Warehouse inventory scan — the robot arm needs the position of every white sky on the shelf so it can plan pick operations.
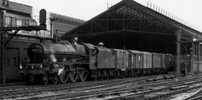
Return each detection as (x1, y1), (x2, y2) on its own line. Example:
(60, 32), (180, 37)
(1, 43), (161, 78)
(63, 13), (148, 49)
(10, 0), (202, 32)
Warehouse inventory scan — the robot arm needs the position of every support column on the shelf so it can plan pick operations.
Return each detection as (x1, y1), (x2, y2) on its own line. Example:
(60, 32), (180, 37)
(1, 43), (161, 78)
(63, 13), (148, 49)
(190, 42), (194, 74)
(176, 30), (182, 76)
(0, 10), (6, 84)
(197, 42), (200, 73)
(0, 32), (3, 84)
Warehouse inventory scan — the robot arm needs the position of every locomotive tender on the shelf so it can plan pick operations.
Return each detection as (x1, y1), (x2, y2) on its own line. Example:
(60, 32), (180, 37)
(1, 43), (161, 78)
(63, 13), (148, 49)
(21, 40), (175, 84)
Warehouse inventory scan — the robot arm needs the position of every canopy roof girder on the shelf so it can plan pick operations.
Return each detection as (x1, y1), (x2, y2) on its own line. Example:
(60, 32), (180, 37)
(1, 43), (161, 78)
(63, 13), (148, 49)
(62, 0), (202, 54)
(62, 0), (202, 40)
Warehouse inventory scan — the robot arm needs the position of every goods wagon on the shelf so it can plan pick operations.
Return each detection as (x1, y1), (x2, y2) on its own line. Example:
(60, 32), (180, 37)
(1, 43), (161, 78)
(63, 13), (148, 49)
(128, 50), (144, 76)
(152, 53), (163, 74)
(142, 52), (153, 75)
(114, 49), (129, 71)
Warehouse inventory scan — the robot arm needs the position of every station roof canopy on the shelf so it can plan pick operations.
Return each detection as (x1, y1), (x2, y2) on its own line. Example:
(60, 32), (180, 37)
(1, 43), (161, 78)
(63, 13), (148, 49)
(62, 0), (202, 53)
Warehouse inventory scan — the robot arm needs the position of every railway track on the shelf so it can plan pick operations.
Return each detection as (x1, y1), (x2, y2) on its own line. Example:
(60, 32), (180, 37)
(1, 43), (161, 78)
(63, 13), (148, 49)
(0, 74), (173, 99)
(140, 81), (202, 100)
(67, 74), (202, 100)
(3, 74), (201, 100)
(44, 74), (202, 100)
(188, 94), (202, 100)
(181, 87), (202, 100)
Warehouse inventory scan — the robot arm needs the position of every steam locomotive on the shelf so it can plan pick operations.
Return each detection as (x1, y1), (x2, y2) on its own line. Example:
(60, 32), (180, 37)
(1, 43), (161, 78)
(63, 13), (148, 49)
(21, 40), (175, 84)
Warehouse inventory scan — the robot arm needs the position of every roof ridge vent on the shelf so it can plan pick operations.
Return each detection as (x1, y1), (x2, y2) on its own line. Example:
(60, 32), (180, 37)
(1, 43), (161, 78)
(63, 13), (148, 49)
(123, 0), (133, 2)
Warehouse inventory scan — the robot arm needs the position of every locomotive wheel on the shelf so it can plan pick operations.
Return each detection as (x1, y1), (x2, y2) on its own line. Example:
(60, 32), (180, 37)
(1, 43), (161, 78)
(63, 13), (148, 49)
(42, 75), (48, 85)
(103, 70), (108, 79)
(109, 70), (114, 78)
(27, 74), (35, 84)
(50, 74), (59, 84)
(106, 70), (110, 79)
(59, 70), (68, 84)
(79, 70), (88, 82)
(97, 71), (102, 80)
(90, 70), (98, 81)
(116, 70), (121, 78)
(69, 71), (78, 82)
(53, 76), (59, 84)
(112, 71), (117, 78)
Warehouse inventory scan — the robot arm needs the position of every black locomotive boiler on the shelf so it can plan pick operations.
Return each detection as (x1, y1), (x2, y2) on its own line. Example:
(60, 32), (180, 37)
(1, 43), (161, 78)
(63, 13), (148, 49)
(21, 40), (175, 84)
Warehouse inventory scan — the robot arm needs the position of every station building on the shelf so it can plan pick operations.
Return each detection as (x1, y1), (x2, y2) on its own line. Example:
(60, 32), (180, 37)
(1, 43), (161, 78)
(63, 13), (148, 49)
(49, 13), (84, 38)
(0, 0), (39, 84)
(0, 0), (84, 84)
(62, 0), (202, 75)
